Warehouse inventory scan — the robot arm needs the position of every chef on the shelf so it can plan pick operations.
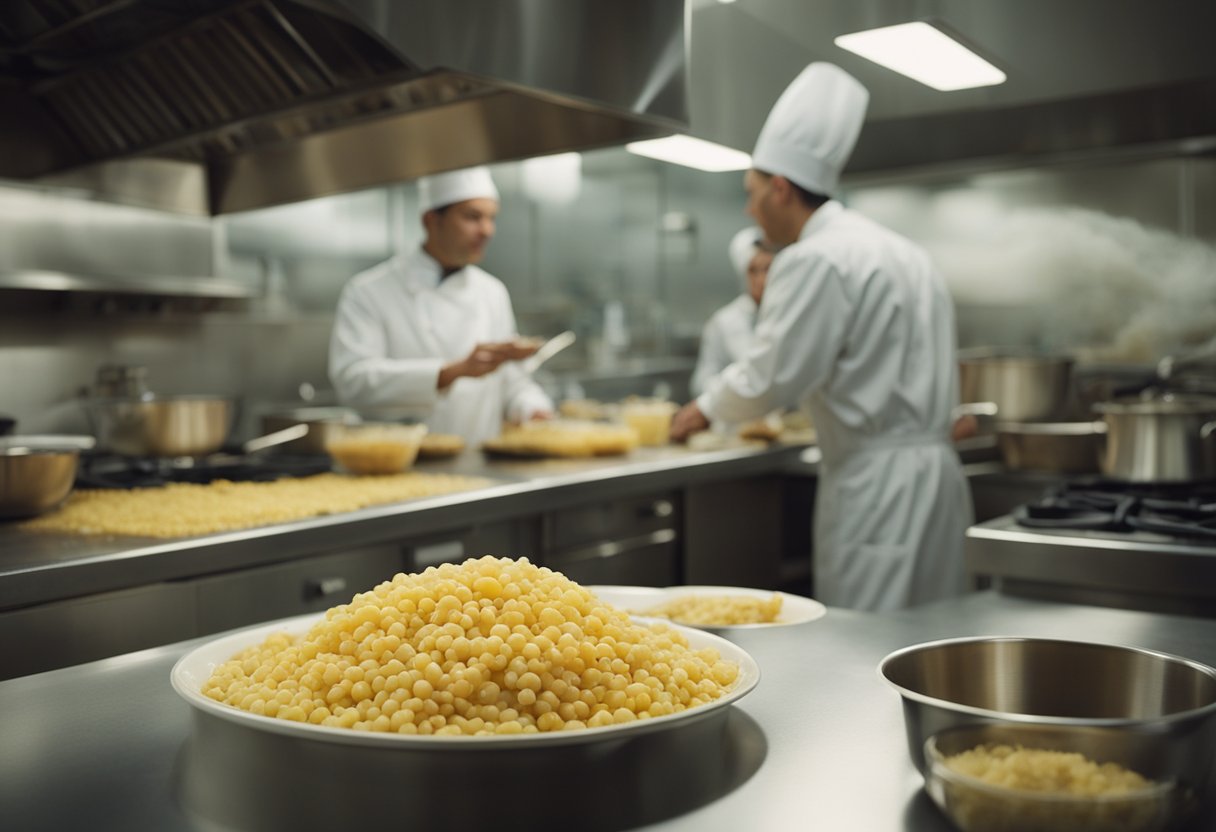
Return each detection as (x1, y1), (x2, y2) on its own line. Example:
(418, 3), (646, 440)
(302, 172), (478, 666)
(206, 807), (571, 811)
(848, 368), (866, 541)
(689, 226), (772, 397)
(329, 166), (553, 445)
(670, 63), (973, 611)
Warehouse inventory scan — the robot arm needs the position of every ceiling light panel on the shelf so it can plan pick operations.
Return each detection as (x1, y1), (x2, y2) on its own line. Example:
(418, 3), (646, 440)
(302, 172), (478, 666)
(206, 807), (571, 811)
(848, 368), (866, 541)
(835, 21), (1006, 91)
(625, 135), (752, 172)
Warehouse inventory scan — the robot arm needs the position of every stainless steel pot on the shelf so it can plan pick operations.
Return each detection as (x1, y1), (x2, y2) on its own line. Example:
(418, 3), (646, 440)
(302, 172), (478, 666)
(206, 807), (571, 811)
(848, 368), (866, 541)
(959, 349), (1075, 422)
(0, 435), (95, 518)
(995, 420), (1106, 474)
(1094, 394), (1216, 483)
(260, 407), (360, 455)
(85, 396), (235, 457)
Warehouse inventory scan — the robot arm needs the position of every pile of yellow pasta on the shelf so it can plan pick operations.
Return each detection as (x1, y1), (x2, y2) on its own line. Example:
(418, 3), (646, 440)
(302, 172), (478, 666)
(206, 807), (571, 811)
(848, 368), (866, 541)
(203, 556), (740, 736)
(483, 421), (639, 458)
(641, 593), (784, 626)
(20, 472), (491, 538)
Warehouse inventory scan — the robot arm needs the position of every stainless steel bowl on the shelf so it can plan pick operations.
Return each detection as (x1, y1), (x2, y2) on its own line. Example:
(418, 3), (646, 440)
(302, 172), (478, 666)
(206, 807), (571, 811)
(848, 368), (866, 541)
(959, 349), (1076, 422)
(995, 420), (1106, 474)
(880, 636), (1216, 820)
(85, 396), (234, 457)
(0, 435), (95, 518)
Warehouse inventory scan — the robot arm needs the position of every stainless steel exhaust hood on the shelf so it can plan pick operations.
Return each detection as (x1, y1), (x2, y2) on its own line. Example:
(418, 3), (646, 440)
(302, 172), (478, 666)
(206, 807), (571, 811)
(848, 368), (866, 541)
(0, 0), (688, 215)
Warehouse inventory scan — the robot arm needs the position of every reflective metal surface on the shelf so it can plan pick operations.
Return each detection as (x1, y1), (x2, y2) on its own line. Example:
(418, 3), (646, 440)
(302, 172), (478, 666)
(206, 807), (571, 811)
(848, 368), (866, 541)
(85, 396), (236, 458)
(5, 593), (1216, 831)
(995, 420), (1104, 474)
(0, 0), (686, 214)
(1096, 395), (1216, 482)
(0, 446), (79, 518)
(959, 350), (1076, 422)
(880, 636), (1216, 805)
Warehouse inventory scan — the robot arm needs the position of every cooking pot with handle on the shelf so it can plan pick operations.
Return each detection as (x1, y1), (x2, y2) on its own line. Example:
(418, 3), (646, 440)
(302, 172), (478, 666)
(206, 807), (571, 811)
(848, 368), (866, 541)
(958, 348), (1075, 422)
(84, 395), (235, 457)
(1094, 393), (1216, 482)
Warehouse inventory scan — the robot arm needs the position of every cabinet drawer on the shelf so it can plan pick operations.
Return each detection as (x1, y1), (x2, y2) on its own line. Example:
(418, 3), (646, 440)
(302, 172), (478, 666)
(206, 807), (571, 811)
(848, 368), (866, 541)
(546, 530), (679, 587)
(195, 545), (406, 635)
(0, 582), (197, 680)
(548, 492), (679, 551)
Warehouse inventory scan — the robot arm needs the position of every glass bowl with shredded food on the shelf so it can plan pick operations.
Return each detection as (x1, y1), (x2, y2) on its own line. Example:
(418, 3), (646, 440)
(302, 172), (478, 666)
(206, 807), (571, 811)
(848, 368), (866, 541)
(924, 724), (1183, 832)
(326, 423), (428, 475)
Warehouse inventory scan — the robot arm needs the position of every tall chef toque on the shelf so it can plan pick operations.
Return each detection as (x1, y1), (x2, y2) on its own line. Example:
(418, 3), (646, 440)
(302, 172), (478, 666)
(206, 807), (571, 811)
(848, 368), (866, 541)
(418, 166), (500, 213)
(728, 226), (761, 284)
(751, 62), (870, 196)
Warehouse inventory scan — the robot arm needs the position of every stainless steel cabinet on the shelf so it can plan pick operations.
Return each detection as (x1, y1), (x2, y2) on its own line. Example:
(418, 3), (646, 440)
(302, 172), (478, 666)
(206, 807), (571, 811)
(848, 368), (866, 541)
(542, 492), (681, 587)
(0, 581), (197, 680)
(195, 545), (407, 635)
(0, 545), (408, 680)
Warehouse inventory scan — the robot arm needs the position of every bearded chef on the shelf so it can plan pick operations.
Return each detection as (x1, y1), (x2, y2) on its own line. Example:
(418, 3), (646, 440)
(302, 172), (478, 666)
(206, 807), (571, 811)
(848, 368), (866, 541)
(329, 166), (553, 445)
(670, 63), (973, 612)
(690, 226), (772, 397)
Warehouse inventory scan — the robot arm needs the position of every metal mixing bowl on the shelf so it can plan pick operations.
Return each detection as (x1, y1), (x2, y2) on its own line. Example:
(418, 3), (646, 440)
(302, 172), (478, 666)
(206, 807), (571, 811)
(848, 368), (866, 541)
(84, 396), (234, 457)
(0, 435), (95, 518)
(880, 637), (1216, 826)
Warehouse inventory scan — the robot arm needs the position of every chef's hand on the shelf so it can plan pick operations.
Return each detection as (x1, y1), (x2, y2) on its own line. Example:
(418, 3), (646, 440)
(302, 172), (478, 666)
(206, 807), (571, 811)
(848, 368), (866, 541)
(438, 342), (515, 389)
(669, 402), (709, 442)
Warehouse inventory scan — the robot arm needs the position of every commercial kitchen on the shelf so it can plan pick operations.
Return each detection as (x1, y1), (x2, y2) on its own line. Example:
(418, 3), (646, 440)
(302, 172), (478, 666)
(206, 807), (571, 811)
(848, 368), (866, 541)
(3, 2), (1216, 830)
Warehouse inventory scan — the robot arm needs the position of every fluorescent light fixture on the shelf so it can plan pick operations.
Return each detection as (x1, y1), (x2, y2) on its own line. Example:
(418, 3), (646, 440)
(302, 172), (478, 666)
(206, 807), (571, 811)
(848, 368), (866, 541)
(835, 21), (1006, 91)
(625, 135), (751, 172)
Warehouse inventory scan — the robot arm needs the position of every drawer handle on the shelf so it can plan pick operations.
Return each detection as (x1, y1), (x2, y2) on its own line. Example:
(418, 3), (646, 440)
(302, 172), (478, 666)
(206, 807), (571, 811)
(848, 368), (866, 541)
(305, 576), (348, 599)
(550, 528), (677, 565)
(641, 500), (674, 519)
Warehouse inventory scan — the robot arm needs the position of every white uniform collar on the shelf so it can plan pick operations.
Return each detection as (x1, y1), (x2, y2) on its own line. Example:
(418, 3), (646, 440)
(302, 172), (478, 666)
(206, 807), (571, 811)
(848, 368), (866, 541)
(798, 199), (844, 242)
(402, 245), (463, 291)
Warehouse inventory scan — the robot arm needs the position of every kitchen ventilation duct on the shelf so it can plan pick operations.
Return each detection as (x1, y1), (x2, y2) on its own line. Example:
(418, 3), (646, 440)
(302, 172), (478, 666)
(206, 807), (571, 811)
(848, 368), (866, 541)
(0, 0), (687, 214)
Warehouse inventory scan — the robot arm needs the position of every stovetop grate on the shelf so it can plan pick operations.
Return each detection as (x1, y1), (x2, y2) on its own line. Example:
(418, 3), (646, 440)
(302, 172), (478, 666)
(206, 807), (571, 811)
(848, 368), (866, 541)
(76, 453), (333, 489)
(1015, 481), (1216, 540)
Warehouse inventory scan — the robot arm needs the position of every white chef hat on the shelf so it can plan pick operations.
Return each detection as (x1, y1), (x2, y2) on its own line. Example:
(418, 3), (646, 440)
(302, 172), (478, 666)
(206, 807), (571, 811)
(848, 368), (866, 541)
(729, 226), (761, 284)
(752, 62), (869, 196)
(417, 166), (500, 213)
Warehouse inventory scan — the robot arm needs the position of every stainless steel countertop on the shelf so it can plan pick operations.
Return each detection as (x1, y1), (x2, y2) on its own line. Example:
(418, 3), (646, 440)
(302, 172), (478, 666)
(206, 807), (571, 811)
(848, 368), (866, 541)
(3, 591), (1214, 831)
(0, 442), (809, 611)
(967, 515), (1216, 613)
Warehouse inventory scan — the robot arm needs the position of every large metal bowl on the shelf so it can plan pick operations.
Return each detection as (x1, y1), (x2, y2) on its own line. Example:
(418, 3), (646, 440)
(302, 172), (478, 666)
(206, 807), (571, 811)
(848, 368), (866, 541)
(880, 637), (1216, 825)
(0, 435), (95, 518)
(84, 396), (234, 457)
(959, 349), (1076, 422)
(995, 420), (1105, 474)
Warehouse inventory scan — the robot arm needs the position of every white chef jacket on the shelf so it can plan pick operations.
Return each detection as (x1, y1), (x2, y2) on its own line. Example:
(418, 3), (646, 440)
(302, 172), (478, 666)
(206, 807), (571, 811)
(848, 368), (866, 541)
(328, 247), (553, 446)
(690, 294), (757, 397)
(698, 201), (972, 612)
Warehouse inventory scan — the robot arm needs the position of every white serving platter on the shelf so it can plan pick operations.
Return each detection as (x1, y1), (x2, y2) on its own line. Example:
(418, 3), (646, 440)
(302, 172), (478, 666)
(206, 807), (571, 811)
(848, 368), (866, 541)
(171, 612), (759, 750)
(588, 585), (827, 630)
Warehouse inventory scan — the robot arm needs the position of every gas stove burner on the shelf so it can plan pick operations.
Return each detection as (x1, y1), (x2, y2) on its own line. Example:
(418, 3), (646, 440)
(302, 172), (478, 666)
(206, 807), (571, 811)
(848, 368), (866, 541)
(1015, 481), (1216, 540)
(76, 453), (333, 489)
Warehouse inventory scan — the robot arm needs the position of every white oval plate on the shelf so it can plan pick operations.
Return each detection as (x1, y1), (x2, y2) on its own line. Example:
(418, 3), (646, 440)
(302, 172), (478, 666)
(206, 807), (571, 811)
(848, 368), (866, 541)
(171, 612), (759, 750)
(589, 585), (827, 630)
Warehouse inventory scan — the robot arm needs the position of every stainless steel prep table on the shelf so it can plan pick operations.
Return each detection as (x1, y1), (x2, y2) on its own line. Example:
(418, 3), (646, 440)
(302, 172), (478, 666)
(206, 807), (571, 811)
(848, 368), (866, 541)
(968, 515), (1216, 616)
(3, 591), (1214, 831)
(0, 442), (809, 612)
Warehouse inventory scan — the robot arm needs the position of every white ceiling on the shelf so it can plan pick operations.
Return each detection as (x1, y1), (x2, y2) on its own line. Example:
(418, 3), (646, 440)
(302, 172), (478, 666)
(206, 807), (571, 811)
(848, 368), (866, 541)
(687, 0), (1216, 158)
